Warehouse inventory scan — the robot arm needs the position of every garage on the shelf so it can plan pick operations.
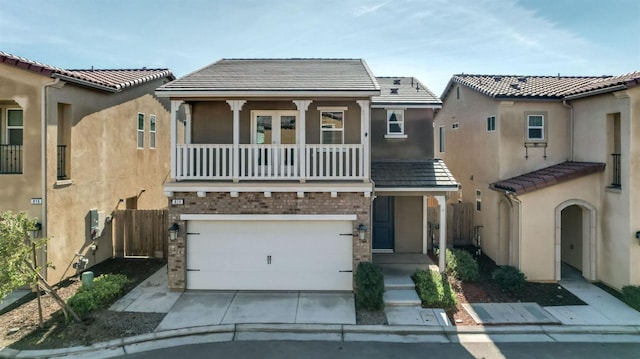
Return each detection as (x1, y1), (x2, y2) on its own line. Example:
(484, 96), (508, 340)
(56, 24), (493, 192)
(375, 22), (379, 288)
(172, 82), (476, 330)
(184, 215), (355, 290)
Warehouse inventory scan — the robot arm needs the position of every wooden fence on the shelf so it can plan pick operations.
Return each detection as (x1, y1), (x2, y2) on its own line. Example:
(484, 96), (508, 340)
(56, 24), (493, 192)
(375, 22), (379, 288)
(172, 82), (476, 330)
(447, 202), (474, 246)
(113, 209), (168, 258)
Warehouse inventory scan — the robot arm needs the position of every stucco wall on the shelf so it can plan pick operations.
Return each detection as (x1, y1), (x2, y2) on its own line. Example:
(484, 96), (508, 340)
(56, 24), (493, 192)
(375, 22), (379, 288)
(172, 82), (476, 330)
(371, 107), (434, 160)
(393, 196), (423, 253)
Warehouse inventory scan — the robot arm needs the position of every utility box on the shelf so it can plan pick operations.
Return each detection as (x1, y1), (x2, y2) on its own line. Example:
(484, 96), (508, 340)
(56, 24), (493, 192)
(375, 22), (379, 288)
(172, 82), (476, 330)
(89, 208), (105, 239)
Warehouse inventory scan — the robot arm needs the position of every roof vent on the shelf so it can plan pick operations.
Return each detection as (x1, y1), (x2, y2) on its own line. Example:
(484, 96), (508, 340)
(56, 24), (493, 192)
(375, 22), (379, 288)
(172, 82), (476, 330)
(390, 88), (399, 95)
(493, 76), (502, 82)
(510, 84), (520, 90)
(517, 76), (527, 82)
(393, 79), (401, 85)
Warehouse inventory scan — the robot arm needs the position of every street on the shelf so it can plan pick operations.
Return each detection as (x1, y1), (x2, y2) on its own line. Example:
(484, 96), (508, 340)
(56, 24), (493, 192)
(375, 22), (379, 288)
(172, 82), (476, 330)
(117, 341), (640, 359)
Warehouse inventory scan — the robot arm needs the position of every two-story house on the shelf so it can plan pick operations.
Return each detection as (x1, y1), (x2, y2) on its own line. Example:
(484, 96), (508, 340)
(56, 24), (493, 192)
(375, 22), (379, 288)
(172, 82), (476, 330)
(157, 59), (458, 292)
(0, 51), (174, 283)
(434, 72), (640, 290)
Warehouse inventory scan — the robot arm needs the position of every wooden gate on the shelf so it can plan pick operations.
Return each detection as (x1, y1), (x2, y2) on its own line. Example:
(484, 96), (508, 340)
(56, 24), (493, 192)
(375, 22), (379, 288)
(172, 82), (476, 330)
(447, 202), (474, 246)
(113, 209), (168, 258)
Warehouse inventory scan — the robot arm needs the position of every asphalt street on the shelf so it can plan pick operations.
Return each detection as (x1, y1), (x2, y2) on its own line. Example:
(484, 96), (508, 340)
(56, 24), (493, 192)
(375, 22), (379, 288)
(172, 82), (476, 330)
(116, 341), (640, 359)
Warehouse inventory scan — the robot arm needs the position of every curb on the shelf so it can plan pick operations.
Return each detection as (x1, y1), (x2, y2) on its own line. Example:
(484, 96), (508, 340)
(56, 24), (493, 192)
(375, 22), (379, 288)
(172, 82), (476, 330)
(2, 324), (640, 358)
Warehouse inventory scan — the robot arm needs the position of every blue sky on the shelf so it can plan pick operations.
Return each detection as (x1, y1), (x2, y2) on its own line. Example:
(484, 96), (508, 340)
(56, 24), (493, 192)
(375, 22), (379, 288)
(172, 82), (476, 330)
(1, 0), (638, 94)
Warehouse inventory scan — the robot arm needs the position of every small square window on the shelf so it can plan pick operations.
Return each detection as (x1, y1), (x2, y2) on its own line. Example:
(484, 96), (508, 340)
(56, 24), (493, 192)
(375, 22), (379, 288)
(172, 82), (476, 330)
(149, 115), (156, 149)
(386, 109), (405, 137)
(527, 115), (544, 140)
(487, 116), (496, 132)
(452, 122), (459, 129)
(320, 110), (344, 144)
(137, 113), (144, 149)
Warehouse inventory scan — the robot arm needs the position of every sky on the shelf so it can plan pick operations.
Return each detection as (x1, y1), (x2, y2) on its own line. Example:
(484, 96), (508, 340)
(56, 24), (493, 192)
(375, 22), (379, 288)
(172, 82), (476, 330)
(1, 0), (638, 95)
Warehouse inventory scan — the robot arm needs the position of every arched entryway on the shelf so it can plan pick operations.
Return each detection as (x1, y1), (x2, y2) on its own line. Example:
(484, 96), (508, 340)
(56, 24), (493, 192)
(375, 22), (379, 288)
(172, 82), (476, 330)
(497, 199), (511, 265)
(555, 199), (597, 281)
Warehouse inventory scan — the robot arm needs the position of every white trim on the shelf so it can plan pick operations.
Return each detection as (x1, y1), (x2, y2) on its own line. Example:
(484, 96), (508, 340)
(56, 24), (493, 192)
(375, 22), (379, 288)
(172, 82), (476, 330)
(375, 186), (458, 192)
(384, 134), (408, 139)
(164, 183), (373, 194)
(156, 90), (380, 98)
(181, 214), (358, 221)
(317, 106), (348, 111)
(149, 114), (157, 149)
(372, 249), (394, 253)
(136, 112), (145, 149)
(422, 196), (428, 254)
(371, 104), (441, 109)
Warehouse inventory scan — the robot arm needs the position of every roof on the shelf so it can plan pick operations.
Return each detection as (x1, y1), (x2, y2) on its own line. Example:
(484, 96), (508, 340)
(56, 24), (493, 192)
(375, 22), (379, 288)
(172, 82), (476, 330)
(564, 71), (640, 98)
(156, 58), (380, 97)
(0, 50), (173, 92)
(371, 160), (458, 189)
(372, 77), (441, 107)
(489, 161), (605, 195)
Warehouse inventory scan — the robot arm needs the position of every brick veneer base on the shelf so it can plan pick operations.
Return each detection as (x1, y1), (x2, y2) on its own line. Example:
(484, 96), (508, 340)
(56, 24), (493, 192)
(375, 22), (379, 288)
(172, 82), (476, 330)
(167, 191), (371, 291)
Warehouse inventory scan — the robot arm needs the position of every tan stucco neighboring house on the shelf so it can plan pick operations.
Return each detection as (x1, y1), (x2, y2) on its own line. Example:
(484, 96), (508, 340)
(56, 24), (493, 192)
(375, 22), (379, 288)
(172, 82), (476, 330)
(0, 51), (174, 283)
(434, 71), (640, 290)
(156, 59), (458, 292)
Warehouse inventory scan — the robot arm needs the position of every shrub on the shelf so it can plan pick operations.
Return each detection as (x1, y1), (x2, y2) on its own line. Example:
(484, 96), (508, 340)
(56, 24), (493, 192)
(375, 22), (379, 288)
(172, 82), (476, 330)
(622, 285), (640, 312)
(412, 269), (457, 309)
(68, 274), (130, 318)
(492, 266), (527, 293)
(355, 262), (384, 310)
(437, 248), (479, 282)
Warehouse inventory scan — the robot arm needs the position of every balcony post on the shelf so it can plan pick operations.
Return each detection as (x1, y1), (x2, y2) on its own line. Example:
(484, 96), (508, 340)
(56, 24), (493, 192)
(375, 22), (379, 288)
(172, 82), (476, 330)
(170, 100), (183, 181)
(293, 100), (312, 182)
(184, 103), (192, 144)
(435, 195), (447, 273)
(226, 100), (246, 182)
(357, 100), (370, 181)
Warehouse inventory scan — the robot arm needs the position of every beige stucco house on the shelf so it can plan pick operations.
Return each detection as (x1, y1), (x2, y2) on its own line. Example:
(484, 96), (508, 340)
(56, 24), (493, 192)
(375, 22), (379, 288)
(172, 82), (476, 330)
(157, 59), (457, 291)
(434, 71), (640, 290)
(0, 51), (174, 283)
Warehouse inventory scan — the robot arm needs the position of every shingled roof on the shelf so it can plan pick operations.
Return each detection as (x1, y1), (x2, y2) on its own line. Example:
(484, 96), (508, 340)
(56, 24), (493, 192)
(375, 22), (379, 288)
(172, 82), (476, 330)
(371, 160), (458, 189)
(489, 161), (605, 195)
(0, 50), (173, 92)
(444, 71), (640, 100)
(372, 77), (441, 107)
(156, 58), (380, 96)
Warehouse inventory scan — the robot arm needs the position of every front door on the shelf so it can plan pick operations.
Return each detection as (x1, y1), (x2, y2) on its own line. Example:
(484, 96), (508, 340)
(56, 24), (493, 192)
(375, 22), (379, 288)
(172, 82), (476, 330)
(373, 196), (394, 251)
(252, 111), (297, 173)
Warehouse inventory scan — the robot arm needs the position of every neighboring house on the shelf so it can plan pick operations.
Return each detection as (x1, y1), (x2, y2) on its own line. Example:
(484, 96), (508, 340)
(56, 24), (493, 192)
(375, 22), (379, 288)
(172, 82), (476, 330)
(156, 59), (458, 292)
(434, 71), (640, 290)
(370, 77), (458, 269)
(0, 51), (174, 283)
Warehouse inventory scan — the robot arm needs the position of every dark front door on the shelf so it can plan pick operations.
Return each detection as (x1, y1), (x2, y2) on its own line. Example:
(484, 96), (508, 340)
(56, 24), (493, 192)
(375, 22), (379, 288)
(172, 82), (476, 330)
(373, 196), (394, 250)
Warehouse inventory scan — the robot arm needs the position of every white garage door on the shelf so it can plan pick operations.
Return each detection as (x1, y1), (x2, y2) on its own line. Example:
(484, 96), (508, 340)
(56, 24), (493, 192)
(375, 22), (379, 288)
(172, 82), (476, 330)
(186, 219), (353, 290)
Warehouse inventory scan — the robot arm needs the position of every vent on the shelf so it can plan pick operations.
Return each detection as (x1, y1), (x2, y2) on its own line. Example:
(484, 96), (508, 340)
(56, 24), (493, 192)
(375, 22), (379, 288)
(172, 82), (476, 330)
(390, 88), (399, 94)
(393, 79), (401, 85)
(510, 84), (520, 90)
(493, 76), (503, 82)
(517, 76), (527, 82)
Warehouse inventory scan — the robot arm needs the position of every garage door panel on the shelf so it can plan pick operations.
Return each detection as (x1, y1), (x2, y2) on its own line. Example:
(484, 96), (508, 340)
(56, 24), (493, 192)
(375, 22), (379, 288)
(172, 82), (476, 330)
(186, 219), (353, 290)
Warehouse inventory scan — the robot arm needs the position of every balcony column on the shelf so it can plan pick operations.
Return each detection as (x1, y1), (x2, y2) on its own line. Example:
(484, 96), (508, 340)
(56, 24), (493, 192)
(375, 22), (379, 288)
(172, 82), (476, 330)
(435, 195), (447, 273)
(226, 100), (246, 182)
(356, 100), (370, 181)
(293, 100), (312, 182)
(184, 103), (192, 144)
(170, 100), (184, 180)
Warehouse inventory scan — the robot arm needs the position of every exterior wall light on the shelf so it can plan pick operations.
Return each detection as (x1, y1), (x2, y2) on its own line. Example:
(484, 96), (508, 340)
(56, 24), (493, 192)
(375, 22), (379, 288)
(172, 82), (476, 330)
(28, 222), (42, 239)
(636, 231), (640, 244)
(168, 223), (179, 241)
(357, 223), (368, 241)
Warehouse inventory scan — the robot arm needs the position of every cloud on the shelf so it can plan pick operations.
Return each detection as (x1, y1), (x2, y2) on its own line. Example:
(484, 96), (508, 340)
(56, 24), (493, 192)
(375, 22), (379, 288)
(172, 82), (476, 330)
(352, 1), (390, 16)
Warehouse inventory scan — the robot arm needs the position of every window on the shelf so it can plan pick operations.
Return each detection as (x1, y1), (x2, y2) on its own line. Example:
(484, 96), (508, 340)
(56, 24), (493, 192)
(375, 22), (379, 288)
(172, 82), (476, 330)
(320, 110), (344, 144)
(452, 122), (459, 129)
(149, 115), (156, 149)
(456, 86), (460, 100)
(527, 115), (544, 140)
(487, 116), (496, 132)
(438, 126), (445, 153)
(6, 109), (23, 145)
(137, 113), (144, 149)
(476, 190), (482, 211)
(385, 109), (406, 137)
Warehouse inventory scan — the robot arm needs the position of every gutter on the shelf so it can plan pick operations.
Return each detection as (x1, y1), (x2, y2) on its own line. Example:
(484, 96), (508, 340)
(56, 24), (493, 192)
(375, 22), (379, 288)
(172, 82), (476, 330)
(564, 84), (627, 100)
(562, 100), (574, 161)
(53, 74), (118, 93)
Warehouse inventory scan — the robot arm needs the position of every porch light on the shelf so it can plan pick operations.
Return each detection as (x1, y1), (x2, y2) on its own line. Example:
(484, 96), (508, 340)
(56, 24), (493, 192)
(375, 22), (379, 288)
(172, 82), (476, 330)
(168, 223), (179, 241)
(28, 222), (42, 239)
(357, 223), (368, 241)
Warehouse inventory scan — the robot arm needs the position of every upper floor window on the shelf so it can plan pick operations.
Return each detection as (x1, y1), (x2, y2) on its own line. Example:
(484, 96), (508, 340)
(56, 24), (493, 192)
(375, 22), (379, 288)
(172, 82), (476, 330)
(438, 126), (445, 153)
(149, 115), (156, 149)
(487, 116), (496, 132)
(385, 109), (406, 138)
(476, 190), (482, 211)
(527, 115), (544, 141)
(452, 122), (459, 129)
(319, 109), (344, 144)
(5, 109), (24, 145)
(137, 113), (144, 149)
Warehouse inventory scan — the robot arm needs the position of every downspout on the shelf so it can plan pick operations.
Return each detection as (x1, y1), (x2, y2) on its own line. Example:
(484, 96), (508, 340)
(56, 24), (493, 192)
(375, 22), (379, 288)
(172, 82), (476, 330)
(41, 78), (61, 280)
(562, 100), (574, 161)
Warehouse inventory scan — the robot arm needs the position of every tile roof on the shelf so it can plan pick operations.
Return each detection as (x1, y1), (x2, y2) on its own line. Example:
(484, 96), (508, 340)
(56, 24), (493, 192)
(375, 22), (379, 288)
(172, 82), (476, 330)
(490, 161), (605, 195)
(564, 71), (640, 97)
(0, 50), (173, 92)
(371, 160), (458, 189)
(372, 77), (441, 106)
(157, 58), (380, 93)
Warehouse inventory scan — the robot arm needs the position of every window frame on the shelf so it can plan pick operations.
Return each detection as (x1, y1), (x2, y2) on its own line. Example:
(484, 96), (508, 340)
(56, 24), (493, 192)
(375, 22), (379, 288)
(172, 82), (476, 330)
(137, 113), (145, 149)
(384, 108), (407, 138)
(476, 190), (482, 211)
(526, 114), (545, 141)
(149, 114), (156, 149)
(319, 107), (346, 145)
(438, 126), (445, 153)
(487, 116), (496, 132)
(5, 108), (24, 145)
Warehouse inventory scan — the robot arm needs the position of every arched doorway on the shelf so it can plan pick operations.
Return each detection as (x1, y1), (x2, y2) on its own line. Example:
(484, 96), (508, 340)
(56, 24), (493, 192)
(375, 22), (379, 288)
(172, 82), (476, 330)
(555, 200), (597, 281)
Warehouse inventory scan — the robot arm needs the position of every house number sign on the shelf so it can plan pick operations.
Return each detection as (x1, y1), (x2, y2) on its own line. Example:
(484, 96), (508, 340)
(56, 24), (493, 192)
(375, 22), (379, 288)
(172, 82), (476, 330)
(171, 199), (184, 205)
(30, 198), (43, 205)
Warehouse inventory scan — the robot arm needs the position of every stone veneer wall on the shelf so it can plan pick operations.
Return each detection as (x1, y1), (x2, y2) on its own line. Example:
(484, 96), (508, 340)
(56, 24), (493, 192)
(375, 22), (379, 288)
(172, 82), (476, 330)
(167, 191), (371, 291)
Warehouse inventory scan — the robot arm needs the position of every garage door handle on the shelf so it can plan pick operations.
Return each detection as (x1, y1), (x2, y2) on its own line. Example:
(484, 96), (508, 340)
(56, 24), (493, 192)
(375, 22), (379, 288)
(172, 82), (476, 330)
(187, 232), (200, 235)
(186, 269), (200, 272)
(339, 270), (353, 273)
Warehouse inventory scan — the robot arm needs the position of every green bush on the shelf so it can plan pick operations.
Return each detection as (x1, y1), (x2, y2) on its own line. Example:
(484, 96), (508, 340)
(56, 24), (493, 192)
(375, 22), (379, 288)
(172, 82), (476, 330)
(492, 266), (527, 293)
(355, 262), (384, 310)
(622, 285), (640, 312)
(68, 274), (130, 318)
(412, 269), (457, 309)
(437, 248), (478, 282)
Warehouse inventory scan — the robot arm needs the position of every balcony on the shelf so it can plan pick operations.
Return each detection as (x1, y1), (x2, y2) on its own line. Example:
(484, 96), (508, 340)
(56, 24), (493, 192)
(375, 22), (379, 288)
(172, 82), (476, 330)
(0, 144), (22, 174)
(611, 153), (621, 188)
(175, 144), (365, 181)
(57, 145), (67, 180)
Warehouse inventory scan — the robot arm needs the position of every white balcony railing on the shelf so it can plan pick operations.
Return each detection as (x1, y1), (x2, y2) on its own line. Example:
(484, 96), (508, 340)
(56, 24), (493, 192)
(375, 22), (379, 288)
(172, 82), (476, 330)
(175, 144), (365, 181)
